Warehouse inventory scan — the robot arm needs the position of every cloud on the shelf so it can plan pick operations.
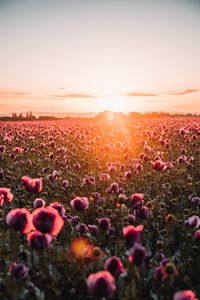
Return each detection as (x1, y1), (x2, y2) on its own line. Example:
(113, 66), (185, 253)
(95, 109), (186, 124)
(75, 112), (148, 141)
(166, 89), (199, 95)
(52, 93), (97, 99)
(124, 88), (199, 98)
(125, 92), (158, 97)
(0, 90), (29, 99)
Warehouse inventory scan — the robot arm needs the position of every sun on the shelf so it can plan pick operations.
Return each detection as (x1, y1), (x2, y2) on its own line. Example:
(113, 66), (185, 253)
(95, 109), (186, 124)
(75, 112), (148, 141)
(97, 95), (125, 112)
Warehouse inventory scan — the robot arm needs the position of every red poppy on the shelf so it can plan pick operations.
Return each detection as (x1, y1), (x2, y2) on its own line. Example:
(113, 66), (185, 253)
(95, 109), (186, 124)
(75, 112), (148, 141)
(32, 206), (64, 236)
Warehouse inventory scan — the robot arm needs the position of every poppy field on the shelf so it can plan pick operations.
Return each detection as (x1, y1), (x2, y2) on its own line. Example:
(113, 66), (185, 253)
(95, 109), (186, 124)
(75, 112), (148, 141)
(0, 117), (200, 300)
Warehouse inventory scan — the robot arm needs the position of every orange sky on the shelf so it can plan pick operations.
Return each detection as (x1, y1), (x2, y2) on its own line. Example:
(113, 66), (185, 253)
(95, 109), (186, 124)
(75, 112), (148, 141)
(0, 0), (200, 114)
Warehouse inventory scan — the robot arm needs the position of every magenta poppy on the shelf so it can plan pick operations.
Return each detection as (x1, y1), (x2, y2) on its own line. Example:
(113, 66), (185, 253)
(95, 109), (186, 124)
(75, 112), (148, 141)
(173, 290), (198, 300)
(70, 197), (89, 211)
(21, 176), (43, 193)
(131, 193), (144, 209)
(6, 208), (33, 234)
(87, 271), (116, 298)
(104, 256), (125, 277)
(0, 187), (14, 206)
(27, 231), (52, 251)
(123, 225), (144, 248)
(9, 262), (29, 280)
(32, 206), (64, 236)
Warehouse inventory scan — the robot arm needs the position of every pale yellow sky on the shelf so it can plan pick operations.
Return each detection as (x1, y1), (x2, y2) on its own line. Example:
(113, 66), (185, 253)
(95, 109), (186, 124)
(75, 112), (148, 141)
(0, 0), (200, 114)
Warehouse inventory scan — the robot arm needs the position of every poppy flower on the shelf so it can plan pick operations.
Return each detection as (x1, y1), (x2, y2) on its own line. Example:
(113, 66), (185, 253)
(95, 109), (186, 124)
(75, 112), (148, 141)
(87, 271), (116, 298)
(49, 202), (66, 217)
(91, 247), (104, 261)
(110, 182), (119, 193)
(27, 231), (52, 251)
(0, 145), (6, 153)
(32, 206), (64, 236)
(125, 170), (132, 178)
(190, 197), (200, 206)
(173, 290), (198, 300)
(88, 224), (98, 236)
(165, 214), (176, 224)
(9, 262), (29, 280)
(70, 197), (89, 211)
(123, 225), (144, 248)
(154, 258), (178, 281)
(128, 243), (149, 269)
(104, 256), (125, 277)
(33, 198), (46, 209)
(6, 208), (33, 234)
(100, 173), (111, 182)
(62, 180), (69, 189)
(128, 214), (136, 224)
(131, 193), (144, 208)
(136, 206), (150, 219)
(75, 223), (88, 234)
(185, 216), (200, 228)
(194, 230), (200, 239)
(152, 160), (167, 171)
(98, 218), (111, 230)
(21, 176), (43, 193)
(0, 187), (14, 206)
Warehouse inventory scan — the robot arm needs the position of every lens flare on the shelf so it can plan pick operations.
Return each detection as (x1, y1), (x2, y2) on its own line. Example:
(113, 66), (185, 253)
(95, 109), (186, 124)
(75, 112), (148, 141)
(70, 237), (93, 259)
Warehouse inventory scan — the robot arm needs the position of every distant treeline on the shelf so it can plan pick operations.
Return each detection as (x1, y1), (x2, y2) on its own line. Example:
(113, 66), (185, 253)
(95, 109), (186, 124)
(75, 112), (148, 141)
(0, 111), (199, 122)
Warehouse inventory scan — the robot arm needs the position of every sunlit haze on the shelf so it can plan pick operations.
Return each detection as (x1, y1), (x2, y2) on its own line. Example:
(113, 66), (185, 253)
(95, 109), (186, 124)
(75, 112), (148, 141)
(0, 0), (200, 114)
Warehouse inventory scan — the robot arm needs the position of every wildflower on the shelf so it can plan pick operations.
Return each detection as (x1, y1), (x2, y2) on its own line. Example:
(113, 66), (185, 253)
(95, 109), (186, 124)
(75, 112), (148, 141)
(87, 271), (116, 298)
(123, 225), (144, 248)
(0, 187), (14, 206)
(13, 147), (23, 154)
(177, 155), (187, 164)
(33, 198), (46, 209)
(9, 262), (29, 280)
(194, 230), (200, 239)
(21, 176), (43, 193)
(152, 160), (167, 171)
(27, 231), (52, 251)
(98, 218), (111, 230)
(0, 145), (6, 153)
(173, 290), (198, 300)
(154, 258), (178, 281)
(128, 214), (136, 224)
(62, 179), (69, 189)
(91, 247), (104, 261)
(109, 182), (119, 193)
(165, 214), (176, 224)
(70, 197), (89, 211)
(88, 224), (98, 236)
(75, 223), (88, 234)
(32, 206), (64, 236)
(100, 173), (111, 182)
(49, 202), (65, 217)
(125, 170), (132, 178)
(131, 193), (144, 209)
(74, 163), (81, 170)
(190, 197), (200, 206)
(104, 256), (125, 277)
(185, 215), (200, 228)
(136, 206), (150, 219)
(71, 215), (80, 225)
(6, 208), (33, 233)
(128, 243), (149, 268)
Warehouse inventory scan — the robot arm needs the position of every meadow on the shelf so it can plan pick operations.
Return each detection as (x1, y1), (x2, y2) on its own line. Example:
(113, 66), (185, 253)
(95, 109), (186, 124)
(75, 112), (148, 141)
(0, 117), (200, 300)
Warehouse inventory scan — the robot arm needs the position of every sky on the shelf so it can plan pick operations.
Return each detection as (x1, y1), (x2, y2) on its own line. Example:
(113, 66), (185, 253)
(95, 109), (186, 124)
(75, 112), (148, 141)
(0, 0), (200, 114)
